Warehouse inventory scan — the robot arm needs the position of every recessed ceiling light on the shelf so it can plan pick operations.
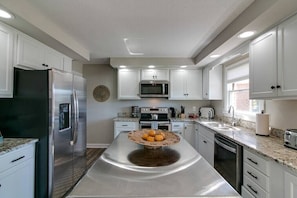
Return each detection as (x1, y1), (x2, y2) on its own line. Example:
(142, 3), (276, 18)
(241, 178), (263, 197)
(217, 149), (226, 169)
(0, 9), (14, 19)
(238, 31), (255, 38)
(210, 55), (221, 58)
(119, 65), (126, 68)
(180, 65), (187, 68)
(148, 65), (155, 68)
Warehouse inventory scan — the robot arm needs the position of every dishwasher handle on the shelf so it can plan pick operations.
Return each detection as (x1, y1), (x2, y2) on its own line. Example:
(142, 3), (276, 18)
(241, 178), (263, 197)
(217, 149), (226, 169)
(215, 138), (236, 154)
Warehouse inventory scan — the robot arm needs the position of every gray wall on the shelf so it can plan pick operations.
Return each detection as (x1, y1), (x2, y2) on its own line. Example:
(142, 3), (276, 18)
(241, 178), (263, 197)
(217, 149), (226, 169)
(83, 64), (211, 147)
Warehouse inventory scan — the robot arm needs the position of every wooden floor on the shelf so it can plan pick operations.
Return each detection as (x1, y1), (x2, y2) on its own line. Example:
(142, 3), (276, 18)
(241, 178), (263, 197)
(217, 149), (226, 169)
(86, 148), (105, 169)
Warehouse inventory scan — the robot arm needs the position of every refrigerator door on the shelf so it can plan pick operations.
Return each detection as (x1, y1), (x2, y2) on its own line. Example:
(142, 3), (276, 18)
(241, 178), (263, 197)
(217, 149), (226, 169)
(50, 69), (74, 198)
(72, 75), (87, 184)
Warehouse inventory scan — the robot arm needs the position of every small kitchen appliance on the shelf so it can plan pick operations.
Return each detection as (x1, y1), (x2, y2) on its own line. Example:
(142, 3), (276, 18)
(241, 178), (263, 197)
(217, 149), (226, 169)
(199, 107), (215, 119)
(284, 129), (297, 149)
(131, 106), (139, 118)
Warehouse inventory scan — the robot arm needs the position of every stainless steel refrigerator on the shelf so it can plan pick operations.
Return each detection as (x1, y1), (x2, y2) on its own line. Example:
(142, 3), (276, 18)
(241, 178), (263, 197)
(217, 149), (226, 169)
(0, 68), (87, 198)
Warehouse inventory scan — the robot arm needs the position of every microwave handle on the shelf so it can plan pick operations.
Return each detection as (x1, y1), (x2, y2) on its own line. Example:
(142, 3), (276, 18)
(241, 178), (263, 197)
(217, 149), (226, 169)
(162, 83), (165, 95)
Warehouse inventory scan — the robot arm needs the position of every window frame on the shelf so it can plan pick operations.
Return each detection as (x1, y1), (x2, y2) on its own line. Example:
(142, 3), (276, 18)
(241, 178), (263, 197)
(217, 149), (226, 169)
(223, 58), (264, 122)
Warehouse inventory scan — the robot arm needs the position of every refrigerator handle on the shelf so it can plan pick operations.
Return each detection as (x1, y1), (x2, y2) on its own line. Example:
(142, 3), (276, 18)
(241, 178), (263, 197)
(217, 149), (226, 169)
(70, 91), (78, 146)
(70, 90), (79, 145)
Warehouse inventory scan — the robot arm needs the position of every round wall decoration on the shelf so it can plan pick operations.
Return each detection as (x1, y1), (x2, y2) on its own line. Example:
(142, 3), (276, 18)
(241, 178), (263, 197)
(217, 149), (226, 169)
(93, 85), (110, 102)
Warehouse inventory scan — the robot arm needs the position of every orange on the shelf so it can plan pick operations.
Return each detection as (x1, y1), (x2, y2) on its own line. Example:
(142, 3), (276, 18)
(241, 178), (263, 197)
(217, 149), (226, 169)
(142, 133), (149, 140)
(154, 134), (164, 141)
(148, 129), (156, 137)
(147, 136), (155, 142)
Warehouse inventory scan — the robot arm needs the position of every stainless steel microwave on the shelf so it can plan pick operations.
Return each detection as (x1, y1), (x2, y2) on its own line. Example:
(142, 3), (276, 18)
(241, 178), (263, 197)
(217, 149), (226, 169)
(139, 80), (169, 98)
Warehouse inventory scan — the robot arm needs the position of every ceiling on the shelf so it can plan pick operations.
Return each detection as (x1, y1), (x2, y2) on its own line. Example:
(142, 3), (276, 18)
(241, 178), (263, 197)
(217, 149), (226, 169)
(1, 0), (297, 67)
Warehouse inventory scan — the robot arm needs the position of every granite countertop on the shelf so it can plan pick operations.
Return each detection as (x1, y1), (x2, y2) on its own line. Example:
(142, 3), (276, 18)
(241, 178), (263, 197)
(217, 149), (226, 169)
(197, 120), (297, 173)
(0, 138), (38, 156)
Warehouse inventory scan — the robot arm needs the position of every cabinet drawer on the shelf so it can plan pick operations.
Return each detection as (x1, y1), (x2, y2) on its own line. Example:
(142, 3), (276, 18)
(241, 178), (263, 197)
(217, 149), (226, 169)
(0, 144), (35, 173)
(199, 125), (214, 141)
(244, 176), (268, 198)
(244, 163), (269, 191)
(115, 122), (137, 128)
(244, 149), (269, 175)
(242, 186), (255, 198)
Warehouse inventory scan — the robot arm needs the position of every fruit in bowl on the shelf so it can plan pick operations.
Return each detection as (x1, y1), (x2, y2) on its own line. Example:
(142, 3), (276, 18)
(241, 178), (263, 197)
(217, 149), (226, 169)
(142, 129), (166, 142)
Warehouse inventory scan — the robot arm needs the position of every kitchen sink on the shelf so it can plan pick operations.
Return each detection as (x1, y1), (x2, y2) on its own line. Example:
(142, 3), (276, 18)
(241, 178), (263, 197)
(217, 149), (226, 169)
(201, 121), (240, 131)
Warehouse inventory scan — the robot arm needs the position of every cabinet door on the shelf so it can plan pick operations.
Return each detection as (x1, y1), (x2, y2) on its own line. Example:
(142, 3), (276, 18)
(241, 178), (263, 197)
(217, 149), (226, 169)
(141, 69), (169, 80)
(0, 23), (14, 98)
(169, 70), (186, 99)
(118, 69), (141, 100)
(45, 47), (64, 70)
(202, 67), (209, 99)
(208, 65), (223, 100)
(284, 171), (297, 198)
(278, 15), (297, 97)
(198, 134), (214, 166)
(16, 33), (46, 69)
(249, 29), (278, 99)
(184, 123), (195, 147)
(0, 157), (34, 198)
(185, 70), (202, 100)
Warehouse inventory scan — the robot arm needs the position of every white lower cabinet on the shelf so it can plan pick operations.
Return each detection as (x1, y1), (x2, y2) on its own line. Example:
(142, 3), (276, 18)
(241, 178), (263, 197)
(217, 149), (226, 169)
(114, 121), (139, 138)
(184, 122), (195, 148)
(0, 144), (35, 198)
(171, 122), (184, 137)
(284, 171), (297, 198)
(198, 124), (214, 166)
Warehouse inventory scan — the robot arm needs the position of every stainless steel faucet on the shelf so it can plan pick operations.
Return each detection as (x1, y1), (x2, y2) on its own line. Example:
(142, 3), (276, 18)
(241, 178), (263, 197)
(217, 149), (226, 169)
(228, 105), (236, 126)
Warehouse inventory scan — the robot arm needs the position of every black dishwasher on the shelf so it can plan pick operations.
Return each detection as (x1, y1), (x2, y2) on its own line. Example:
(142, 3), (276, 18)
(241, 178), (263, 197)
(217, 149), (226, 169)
(214, 133), (243, 193)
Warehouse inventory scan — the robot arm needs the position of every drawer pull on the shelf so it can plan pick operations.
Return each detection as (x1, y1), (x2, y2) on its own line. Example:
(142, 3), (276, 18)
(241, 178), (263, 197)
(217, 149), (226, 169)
(11, 155), (25, 163)
(247, 171), (258, 179)
(203, 140), (207, 144)
(247, 184), (258, 194)
(122, 125), (128, 127)
(247, 157), (258, 165)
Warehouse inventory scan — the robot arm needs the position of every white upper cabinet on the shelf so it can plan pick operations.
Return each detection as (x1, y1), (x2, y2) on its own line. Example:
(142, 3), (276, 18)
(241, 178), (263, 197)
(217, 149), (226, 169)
(16, 33), (66, 71)
(141, 69), (169, 80)
(63, 56), (72, 73)
(249, 28), (278, 99)
(118, 69), (141, 100)
(250, 13), (297, 99)
(169, 69), (202, 100)
(0, 22), (15, 98)
(277, 14), (297, 97)
(202, 65), (222, 100)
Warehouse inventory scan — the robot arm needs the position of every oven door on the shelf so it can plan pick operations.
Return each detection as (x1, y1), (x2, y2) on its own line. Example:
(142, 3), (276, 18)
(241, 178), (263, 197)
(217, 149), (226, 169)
(214, 134), (243, 193)
(139, 121), (171, 131)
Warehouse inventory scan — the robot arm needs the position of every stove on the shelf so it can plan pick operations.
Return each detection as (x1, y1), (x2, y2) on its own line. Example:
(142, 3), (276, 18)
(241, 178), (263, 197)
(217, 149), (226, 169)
(139, 107), (171, 130)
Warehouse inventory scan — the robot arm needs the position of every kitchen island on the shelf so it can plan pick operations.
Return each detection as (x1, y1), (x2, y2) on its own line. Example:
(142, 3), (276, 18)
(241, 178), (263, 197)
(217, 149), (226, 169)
(67, 132), (240, 198)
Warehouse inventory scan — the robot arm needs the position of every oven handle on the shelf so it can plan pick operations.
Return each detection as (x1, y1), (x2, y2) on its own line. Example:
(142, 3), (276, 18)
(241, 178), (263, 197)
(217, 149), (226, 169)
(215, 138), (236, 153)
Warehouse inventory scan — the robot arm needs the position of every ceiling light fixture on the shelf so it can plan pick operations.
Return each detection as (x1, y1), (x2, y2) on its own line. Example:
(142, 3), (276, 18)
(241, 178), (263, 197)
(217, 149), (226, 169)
(119, 65), (126, 68)
(148, 65), (155, 68)
(123, 38), (144, 56)
(180, 65), (187, 68)
(0, 9), (14, 19)
(238, 31), (255, 38)
(210, 55), (221, 58)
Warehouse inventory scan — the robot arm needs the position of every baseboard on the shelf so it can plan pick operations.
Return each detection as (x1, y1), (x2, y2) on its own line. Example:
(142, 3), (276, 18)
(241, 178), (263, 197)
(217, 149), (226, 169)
(87, 143), (109, 148)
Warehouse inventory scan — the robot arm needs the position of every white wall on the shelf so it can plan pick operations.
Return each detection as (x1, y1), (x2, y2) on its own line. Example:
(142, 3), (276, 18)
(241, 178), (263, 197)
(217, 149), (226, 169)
(83, 64), (211, 147)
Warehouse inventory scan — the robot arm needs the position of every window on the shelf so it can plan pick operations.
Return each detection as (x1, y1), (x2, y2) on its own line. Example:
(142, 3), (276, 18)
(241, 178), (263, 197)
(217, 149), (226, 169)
(225, 58), (263, 120)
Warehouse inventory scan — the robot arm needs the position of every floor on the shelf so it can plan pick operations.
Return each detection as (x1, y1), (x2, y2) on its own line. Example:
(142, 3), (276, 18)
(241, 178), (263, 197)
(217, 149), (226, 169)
(86, 148), (106, 169)
(59, 148), (105, 198)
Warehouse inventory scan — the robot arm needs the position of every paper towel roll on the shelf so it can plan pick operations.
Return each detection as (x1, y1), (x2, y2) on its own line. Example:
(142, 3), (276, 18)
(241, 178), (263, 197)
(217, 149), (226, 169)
(256, 113), (270, 136)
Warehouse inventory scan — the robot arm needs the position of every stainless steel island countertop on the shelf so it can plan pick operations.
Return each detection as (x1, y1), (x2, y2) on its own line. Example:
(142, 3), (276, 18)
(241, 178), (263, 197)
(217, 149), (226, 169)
(67, 132), (240, 198)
